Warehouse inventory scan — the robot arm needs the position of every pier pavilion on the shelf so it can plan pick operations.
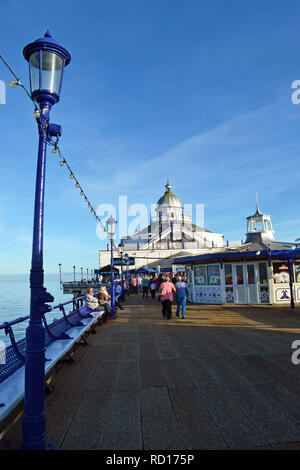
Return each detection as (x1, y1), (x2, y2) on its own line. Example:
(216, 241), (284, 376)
(173, 202), (299, 306)
(99, 179), (224, 271)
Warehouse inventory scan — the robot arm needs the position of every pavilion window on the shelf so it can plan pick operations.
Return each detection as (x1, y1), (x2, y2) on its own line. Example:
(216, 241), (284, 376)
(207, 265), (220, 285)
(247, 265), (255, 285)
(295, 263), (300, 283)
(273, 262), (289, 284)
(224, 264), (233, 285)
(236, 265), (244, 285)
(186, 267), (192, 286)
(194, 266), (207, 285)
(258, 262), (268, 285)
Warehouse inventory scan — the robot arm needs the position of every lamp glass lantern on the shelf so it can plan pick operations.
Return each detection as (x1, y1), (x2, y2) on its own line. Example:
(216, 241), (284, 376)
(23, 30), (71, 108)
(106, 216), (117, 240)
(30, 51), (63, 95)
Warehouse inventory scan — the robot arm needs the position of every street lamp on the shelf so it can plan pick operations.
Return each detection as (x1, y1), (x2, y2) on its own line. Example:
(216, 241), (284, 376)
(87, 268), (89, 282)
(288, 258), (295, 309)
(58, 263), (62, 289)
(73, 265), (76, 282)
(148, 232), (152, 250)
(81, 267), (83, 281)
(22, 31), (71, 450)
(106, 215), (117, 317)
(118, 240), (125, 300)
(124, 252), (130, 294)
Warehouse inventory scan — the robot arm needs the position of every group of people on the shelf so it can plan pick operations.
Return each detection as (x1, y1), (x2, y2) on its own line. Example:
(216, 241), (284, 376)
(79, 275), (103, 285)
(128, 274), (160, 300)
(84, 272), (189, 322)
(156, 274), (189, 319)
(85, 282), (125, 321)
(129, 273), (190, 319)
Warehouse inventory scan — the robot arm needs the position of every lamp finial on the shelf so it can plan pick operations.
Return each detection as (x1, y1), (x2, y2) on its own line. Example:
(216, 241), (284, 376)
(256, 193), (260, 212)
(165, 177), (171, 191)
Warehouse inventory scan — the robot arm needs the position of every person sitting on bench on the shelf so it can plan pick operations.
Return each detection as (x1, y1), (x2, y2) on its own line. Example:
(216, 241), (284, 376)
(86, 287), (109, 322)
(97, 286), (111, 321)
(98, 285), (125, 312)
(86, 288), (100, 310)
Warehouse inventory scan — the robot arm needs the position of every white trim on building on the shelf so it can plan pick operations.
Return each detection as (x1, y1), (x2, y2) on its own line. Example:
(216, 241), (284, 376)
(179, 259), (300, 305)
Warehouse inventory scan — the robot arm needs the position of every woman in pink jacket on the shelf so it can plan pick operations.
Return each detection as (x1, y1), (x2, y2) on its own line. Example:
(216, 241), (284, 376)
(159, 276), (176, 319)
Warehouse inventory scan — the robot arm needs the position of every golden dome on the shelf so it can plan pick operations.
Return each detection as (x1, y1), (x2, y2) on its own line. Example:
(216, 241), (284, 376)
(157, 178), (183, 208)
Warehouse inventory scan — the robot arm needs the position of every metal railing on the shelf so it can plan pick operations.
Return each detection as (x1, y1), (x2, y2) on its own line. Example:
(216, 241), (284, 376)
(0, 291), (101, 385)
(62, 281), (104, 285)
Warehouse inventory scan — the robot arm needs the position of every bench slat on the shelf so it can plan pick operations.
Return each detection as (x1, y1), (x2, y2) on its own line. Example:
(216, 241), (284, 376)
(0, 311), (102, 425)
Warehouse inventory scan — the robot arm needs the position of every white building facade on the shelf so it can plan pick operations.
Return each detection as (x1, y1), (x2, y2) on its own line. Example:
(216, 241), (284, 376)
(99, 179), (224, 271)
(174, 202), (300, 305)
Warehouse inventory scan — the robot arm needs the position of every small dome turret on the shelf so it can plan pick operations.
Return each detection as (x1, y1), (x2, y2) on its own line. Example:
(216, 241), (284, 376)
(245, 195), (275, 243)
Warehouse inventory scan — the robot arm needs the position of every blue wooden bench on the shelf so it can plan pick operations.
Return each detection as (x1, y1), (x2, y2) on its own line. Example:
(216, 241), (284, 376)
(0, 296), (105, 430)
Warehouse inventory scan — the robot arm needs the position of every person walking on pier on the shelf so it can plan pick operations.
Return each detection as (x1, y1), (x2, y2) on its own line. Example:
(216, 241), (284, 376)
(138, 275), (142, 294)
(174, 276), (189, 319)
(142, 275), (149, 298)
(155, 274), (164, 291)
(115, 282), (125, 310)
(132, 276), (138, 294)
(150, 278), (157, 300)
(158, 276), (176, 319)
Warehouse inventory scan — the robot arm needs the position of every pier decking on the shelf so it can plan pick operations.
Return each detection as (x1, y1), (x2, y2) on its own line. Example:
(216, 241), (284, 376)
(3, 297), (300, 450)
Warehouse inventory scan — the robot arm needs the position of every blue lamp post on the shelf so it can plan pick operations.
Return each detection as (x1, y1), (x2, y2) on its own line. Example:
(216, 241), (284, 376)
(118, 241), (125, 301)
(22, 31), (71, 450)
(288, 258), (295, 309)
(106, 215), (117, 317)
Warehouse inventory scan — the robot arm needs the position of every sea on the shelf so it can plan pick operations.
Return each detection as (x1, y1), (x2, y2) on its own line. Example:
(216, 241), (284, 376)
(0, 273), (74, 346)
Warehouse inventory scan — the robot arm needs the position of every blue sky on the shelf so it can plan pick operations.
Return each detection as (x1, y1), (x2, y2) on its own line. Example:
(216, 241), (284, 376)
(1, 0), (300, 275)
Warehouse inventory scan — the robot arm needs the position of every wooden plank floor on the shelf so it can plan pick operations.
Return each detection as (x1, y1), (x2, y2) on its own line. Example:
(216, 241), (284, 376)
(3, 296), (300, 450)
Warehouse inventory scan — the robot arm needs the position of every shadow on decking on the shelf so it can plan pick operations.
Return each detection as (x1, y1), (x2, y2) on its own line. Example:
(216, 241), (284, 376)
(3, 297), (300, 450)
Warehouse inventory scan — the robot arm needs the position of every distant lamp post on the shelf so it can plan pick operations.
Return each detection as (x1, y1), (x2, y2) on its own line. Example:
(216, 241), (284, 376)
(106, 215), (117, 317)
(118, 240), (125, 300)
(87, 268), (89, 282)
(22, 31), (71, 450)
(81, 267), (83, 281)
(124, 252), (129, 294)
(58, 263), (62, 289)
(73, 265), (76, 282)
(287, 259), (295, 309)
(148, 232), (152, 250)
